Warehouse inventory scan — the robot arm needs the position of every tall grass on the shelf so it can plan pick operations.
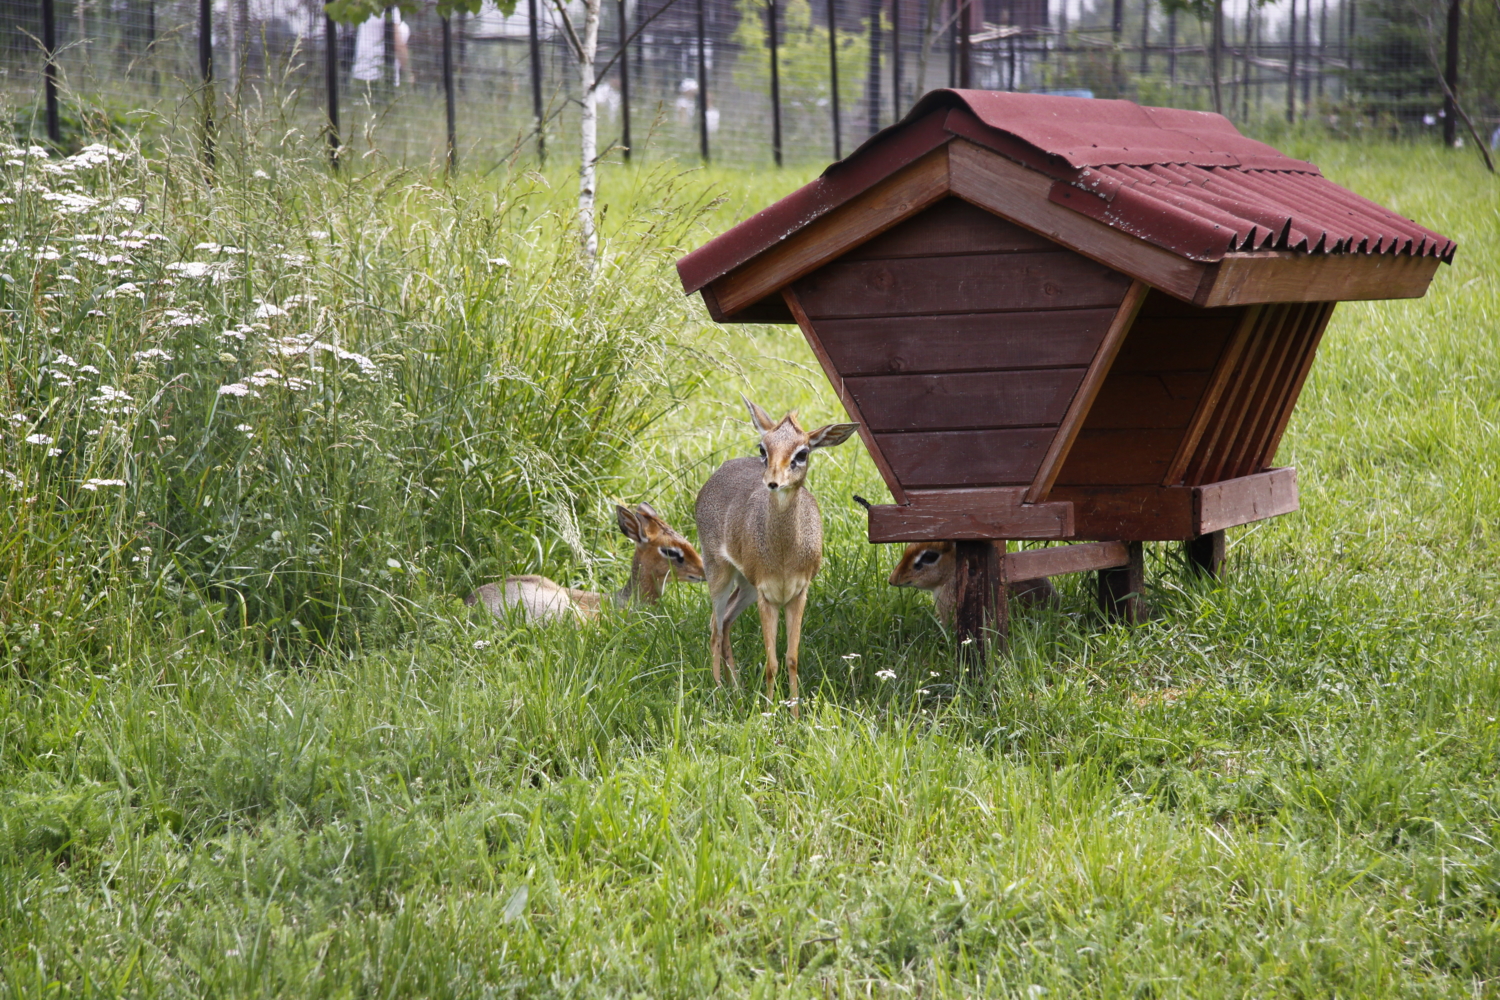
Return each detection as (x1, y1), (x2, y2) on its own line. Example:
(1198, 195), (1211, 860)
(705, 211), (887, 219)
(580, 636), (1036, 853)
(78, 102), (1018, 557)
(1, 116), (716, 664)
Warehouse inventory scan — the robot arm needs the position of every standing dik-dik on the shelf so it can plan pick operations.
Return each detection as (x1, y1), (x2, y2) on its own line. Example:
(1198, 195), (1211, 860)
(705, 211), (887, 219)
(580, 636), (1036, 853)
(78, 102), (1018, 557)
(695, 399), (860, 717)
(887, 540), (1058, 624)
(466, 503), (704, 622)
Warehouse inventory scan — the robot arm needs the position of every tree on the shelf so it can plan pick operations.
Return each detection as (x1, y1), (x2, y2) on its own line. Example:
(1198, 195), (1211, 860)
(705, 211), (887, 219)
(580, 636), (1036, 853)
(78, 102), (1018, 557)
(1155, 0), (1273, 115)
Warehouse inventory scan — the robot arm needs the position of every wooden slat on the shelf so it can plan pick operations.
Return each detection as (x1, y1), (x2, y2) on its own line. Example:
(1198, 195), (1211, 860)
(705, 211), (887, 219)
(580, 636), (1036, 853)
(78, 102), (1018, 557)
(1254, 302), (1336, 470)
(1197, 250), (1443, 307)
(1195, 467), (1299, 534)
(875, 428), (1056, 488)
(1024, 280), (1148, 503)
(841, 196), (1057, 260)
(1204, 303), (1302, 484)
(1110, 314), (1245, 372)
(1052, 428), (1184, 486)
(1184, 304), (1287, 486)
(1221, 302), (1313, 480)
(1006, 540), (1130, 579)
(1049, 484), (1196, 540)
(866, 487), (1074, 542)
(814, 309), (1118, 376)
(1160, 304), (1262, 485)
(795, 250), (1131, 319)
(782, 287), (910, 503)
(713, 146), (953, 317)
(1083, 373), (1213, 430)
(948, 139), (1211, 304)
(847, 369), (1083, 432)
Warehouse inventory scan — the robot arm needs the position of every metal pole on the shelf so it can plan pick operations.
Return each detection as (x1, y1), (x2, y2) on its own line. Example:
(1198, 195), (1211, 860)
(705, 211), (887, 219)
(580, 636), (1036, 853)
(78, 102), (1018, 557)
(325, 14), (340, 168)
(1139, 0), (1149, 75)
(865, 0), (882, 133)
(1300, 0), (1311, 107)
(948, 0), (956, 86)
(41, 0), (61, 145)
(1286, 0), (1296, 122)
(443, 15), (457, 172)
(619, 0), (632, 160)
(958, 0), (970, 87)
(383, 8), (395, 92)
(199, 0), (214, 168)
(828, 0), (842, 158)
(1167, 8), (1176, 86)
(529, 0), (545, 162)
(1111, 0), (1123, 92)
(769, 0), (783, 165)
(892, 0), (901, 114)
(1211, 0), (1222, 112)
(1442, 0), (1460, 146)
(696, 0), (710, 161)
(1317, 0), (1326, 101)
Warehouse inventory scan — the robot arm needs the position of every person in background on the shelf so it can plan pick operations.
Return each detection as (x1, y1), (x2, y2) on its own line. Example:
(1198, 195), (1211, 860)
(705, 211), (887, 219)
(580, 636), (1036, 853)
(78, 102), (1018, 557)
(352, 8), (414, 87)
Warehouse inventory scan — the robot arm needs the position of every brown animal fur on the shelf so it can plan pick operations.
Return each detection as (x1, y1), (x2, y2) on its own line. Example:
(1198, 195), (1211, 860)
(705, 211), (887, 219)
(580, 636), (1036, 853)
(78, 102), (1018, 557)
(465, 502), (704, 622)
(694, 399), (860, 717)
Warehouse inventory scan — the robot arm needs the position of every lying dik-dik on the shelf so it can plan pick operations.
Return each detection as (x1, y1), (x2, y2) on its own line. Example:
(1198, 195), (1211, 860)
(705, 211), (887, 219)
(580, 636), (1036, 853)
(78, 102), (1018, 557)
(466, 502), (704, 622)
(696, 399), (860, 717)
(887, 540), (1059, 624)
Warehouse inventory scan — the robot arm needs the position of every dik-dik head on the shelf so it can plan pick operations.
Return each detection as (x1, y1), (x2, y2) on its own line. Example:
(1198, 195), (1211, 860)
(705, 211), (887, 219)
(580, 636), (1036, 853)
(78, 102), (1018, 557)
(888, 540), (955, 592)
(744, 397), (860, 494)
(616, 502), (706, 584)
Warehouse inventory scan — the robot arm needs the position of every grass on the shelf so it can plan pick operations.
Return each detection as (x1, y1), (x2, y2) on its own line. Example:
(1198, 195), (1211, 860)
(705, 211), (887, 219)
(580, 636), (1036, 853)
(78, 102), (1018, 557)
(2, 118), (1499, 997)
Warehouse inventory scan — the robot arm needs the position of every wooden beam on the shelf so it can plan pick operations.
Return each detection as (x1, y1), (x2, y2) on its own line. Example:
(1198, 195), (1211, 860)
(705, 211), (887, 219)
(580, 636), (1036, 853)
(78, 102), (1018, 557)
(1096, 541), (1145, 623)
(1185, 530), (1226, 579)
(711, 145), (953, 317)
(1194, 467), (1298, 534)
(865, 487), (1074, 542)
(784, 286), (910, 503)
(1024, 280), (1148, 503)
(948, 139), (1210, 304)
(1196, 250), (1443, 308)
(1049, 484), (1196, 540)
(1161, 304), (1262, 486)
(954, 539), (1007, 670)
(1006, 540), (1130, 580)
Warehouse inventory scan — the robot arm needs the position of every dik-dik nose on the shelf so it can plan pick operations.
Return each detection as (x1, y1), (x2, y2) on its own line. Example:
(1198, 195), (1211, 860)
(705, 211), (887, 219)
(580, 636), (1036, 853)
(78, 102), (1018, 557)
(767, 480), (780, 490)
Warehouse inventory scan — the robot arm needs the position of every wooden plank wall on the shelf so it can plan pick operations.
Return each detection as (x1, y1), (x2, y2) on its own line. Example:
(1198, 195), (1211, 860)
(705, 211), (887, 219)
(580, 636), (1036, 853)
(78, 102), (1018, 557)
(1053, 290), (1249, 488)
(791, 198), (1133, 491)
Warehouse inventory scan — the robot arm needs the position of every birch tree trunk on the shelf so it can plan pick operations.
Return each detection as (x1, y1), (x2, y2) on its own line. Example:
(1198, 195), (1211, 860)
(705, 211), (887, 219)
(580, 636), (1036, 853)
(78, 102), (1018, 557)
(578, 0), (603, 261)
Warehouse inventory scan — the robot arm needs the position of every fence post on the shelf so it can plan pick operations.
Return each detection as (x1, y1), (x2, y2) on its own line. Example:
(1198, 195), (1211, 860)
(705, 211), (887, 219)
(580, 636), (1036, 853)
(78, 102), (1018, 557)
(891, 0), (901, 114)
(443, 15), (456, 172)
(769, 0), (783, 165)
(41, 0), (61, 145)
(1300, 0), (1311, 107)
(696, 0), (710, 162)
(199, 0), (215, 168)
(958, 0), (970, 88)
(325, 14), (340, 169)
(1139, 0), (1149, 75)
(529, 0), (545, 162)
(1167, 7), (1176, 86)
(828, 0), (842, 158)
(1286, 0), (1296, 122)
(619, 0), (632, 161)
(1442, 0), (1460, 147)
(865, 0), (882, 134)
(1111, 0), (1123, 92)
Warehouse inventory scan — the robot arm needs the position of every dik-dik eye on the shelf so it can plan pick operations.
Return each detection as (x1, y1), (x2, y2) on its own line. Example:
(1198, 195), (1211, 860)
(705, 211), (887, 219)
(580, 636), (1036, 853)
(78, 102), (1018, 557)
(915, 549), (941, 568)
(757, 444), (767, 463)
(791, 447), (810, 466)
(660, 546), (684, 563)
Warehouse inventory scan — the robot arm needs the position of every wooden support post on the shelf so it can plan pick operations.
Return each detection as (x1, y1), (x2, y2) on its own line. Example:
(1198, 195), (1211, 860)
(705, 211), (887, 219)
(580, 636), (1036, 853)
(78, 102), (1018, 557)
(442, 15), (457, 173)
(1185, 530), (1226, 579)
(828, 0), (842, 159)
(696, 0), (710, 161)
(199, 0), (215, 169)
(325, 14), (340, 169)
(769, 0), (783, 167)
(1096, 540), (1145, 623)
(41, 0), (61, 146)
(529, 0), (545, 163)
(953, 539), (1007, 670)
(619, 0), (632, 160)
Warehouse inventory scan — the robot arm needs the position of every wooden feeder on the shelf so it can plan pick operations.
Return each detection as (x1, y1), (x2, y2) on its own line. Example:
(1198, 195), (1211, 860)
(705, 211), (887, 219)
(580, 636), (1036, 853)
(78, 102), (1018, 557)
(677, 91), (1456, 658)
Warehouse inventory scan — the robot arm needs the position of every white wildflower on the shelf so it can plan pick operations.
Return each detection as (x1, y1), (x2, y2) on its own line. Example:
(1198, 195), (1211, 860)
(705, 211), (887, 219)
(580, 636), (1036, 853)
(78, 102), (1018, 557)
(278, 253), (309, 267)
(46, 448), (61, 457)
(486, 256), (511, 268)
(283, 377), (311, 391)
(217, 383), (252, 397)
(252, 301), (287, 319)
(133, 348), (173, 362)
(253, 169), (270, 179)
(0, 469), (22, 489)
(386, 558), (402, 569)
(473, 640), (491, 650)
(52, 353), (78, 368)
(109, 197), (142, 214)
(875, 669), (897, 681)
(42, 191), (99, 214)
(80, 478), (127, 491)
(162, 309), (207, 327)
(32, 247), (62, 260)
(106, 282), (144, 300)
(842, 652), (861, 661)
(25, 434), (54, 446)
(234, 423), (253, 432)
(8, 414), (26, 425)
(164, 261), (231, 282)
(86, 310), (106, 318)
(76, 364), (100, 375)
(309, 230), (329, 240)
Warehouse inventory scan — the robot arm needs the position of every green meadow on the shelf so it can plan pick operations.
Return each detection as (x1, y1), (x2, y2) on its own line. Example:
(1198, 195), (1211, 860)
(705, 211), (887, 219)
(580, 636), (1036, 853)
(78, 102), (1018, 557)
(2, 116), (1499, 997)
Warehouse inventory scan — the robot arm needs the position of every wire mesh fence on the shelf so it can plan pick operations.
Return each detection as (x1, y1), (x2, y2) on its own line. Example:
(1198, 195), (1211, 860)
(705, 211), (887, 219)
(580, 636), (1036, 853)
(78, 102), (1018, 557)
(4, 0), (1497, 173)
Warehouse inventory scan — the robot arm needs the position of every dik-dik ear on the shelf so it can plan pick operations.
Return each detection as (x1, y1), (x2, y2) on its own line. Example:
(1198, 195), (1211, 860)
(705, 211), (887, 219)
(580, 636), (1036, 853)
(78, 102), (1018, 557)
(634, 501), (667, 535)
(742, 396), (777, 432)
(615, 503), (644, 543)
(808, 422), (861, 449)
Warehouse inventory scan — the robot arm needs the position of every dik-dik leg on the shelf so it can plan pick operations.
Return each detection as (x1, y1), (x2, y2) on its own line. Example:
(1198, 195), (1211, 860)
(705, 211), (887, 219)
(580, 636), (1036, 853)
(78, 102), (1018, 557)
(783, 589), (808, 719)
(718, 583), (754, 687)
(758, 597), (781, 709)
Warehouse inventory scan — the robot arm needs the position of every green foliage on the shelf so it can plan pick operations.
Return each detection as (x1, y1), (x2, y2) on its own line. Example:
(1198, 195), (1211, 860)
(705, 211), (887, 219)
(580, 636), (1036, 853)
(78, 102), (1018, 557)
(1348, 0), (1443, 126)
(0, 113), (708, 661)
(322, 0), (506, 28)
(731, 0), (870, 118)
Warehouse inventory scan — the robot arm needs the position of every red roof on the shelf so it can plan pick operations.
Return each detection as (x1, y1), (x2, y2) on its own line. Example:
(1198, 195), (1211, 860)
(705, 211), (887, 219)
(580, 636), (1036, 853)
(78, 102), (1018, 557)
(678, 90), (1455, 293)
